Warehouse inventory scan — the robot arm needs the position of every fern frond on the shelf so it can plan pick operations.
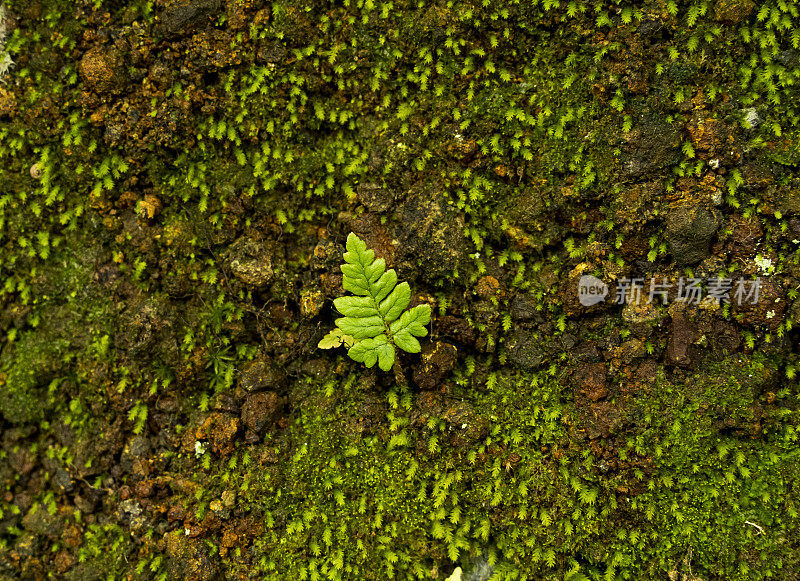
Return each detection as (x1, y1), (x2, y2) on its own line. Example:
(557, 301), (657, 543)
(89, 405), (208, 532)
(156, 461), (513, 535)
(332, 233), (431, 371)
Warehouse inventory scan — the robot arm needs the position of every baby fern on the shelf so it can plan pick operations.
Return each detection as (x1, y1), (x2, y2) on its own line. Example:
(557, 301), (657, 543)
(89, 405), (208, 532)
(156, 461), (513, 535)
(319, 232), (431, 371)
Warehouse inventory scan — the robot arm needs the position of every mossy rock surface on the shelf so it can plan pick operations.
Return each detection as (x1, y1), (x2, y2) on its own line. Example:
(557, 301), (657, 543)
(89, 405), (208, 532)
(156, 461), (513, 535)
(1, 0), (800, 579)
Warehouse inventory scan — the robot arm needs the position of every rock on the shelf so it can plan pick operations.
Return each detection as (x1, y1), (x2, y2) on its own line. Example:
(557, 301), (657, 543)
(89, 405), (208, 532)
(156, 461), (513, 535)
(728, 214), (763, 257)
(51, 463), (73, 493)
(620, 111), (682, 180)
(219, 528), (238, 554)
(710, 320), (742, 355)
(79, 47), (126, 94)
(616, 339), (647, 364)
(7, 447), (35, 476)
(777, 49), (799, 67)
(731, 277), (786, 332)
(475, 276), (505, 301)
(157, 0), (222, 39)
(443, 401), (489, 445)
(189, 29), (243, 72)
(209, 499), (229, 519)
(573, 362), (608, 402)
(412, 341), (458, 390)
(211, 392), (239, 415)
(312, 237), (343, 267)
(240, 392), (282, 434)
(356, 182), (393, 212)
(0, 87), (15, 118)
(92, 263), (121, 289)
(127, 435), (150, 457)
(73, 494), (99, 515)
(435, 315), (478, 346)
(687, 115), (731, 156)
(257, 42), (286, 64)
(119, 435), (151, 475)
(636, 18), (664, 41)
(165, 528), (191, 559)
(13, 491), (33, 515)
(666, 308), (697, 366)
(634, 359), (658, 383)
(414, 391), (446, 419)
(59, 525), (81, 552)
(715, 0), (755, 24)
(195, 413), (240, 456)
(584, 401), (623, 439)
(572, 341), (601, 362)
(300, 358), (328, 378)
(299, 286), (325, 318)
(221, 490), (236, 508)
(559, 333), (577, 351)
(137, 194), (162, 219)
(666, 205), (719, 266)
(239, 358), (285, 392)
(148, 61), (174, 87)
(225, 0), (250, 29)
(14, 532), (37, 560)
(118, 499), (143, 524)
(510, 294), (537, 321)
(22, 505), (61, 539)
(613, 181), (661, 230)
(165, 530), (221, 581)
(575, 400), (623, 440)
(224, 237), (273, 287)
(508, 186), (547, 228)
(117, 297), (180, 361)
(778, 189), (800, 216)
(506, 329), (543, 370)
(54, 549), (75, 575)
(621, 298), (663, 337)
(398, 189), (469, 283)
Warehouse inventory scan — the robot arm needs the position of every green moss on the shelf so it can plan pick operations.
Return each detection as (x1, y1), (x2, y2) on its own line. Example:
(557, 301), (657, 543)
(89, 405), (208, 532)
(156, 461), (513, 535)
(2, 0), (800, 578)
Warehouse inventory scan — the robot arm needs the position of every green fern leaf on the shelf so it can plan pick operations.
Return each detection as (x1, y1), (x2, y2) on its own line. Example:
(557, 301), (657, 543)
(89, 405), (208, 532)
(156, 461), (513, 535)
(379, 282), (411, 320)
(331, 233), (431, 371)
(348, 334), (395, 371)
(317, 328), (355, 349)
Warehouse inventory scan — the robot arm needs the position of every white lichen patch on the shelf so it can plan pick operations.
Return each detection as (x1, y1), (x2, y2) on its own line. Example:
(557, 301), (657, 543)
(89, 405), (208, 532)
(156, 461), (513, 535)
(754, 254), (774, 275)
(0, 54), (13, 81)
(0, 3), (12, 84)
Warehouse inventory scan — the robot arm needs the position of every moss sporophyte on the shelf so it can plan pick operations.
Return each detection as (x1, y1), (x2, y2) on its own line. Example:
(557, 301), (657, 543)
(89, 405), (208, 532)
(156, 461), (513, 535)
(318, 232), (431, 371)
